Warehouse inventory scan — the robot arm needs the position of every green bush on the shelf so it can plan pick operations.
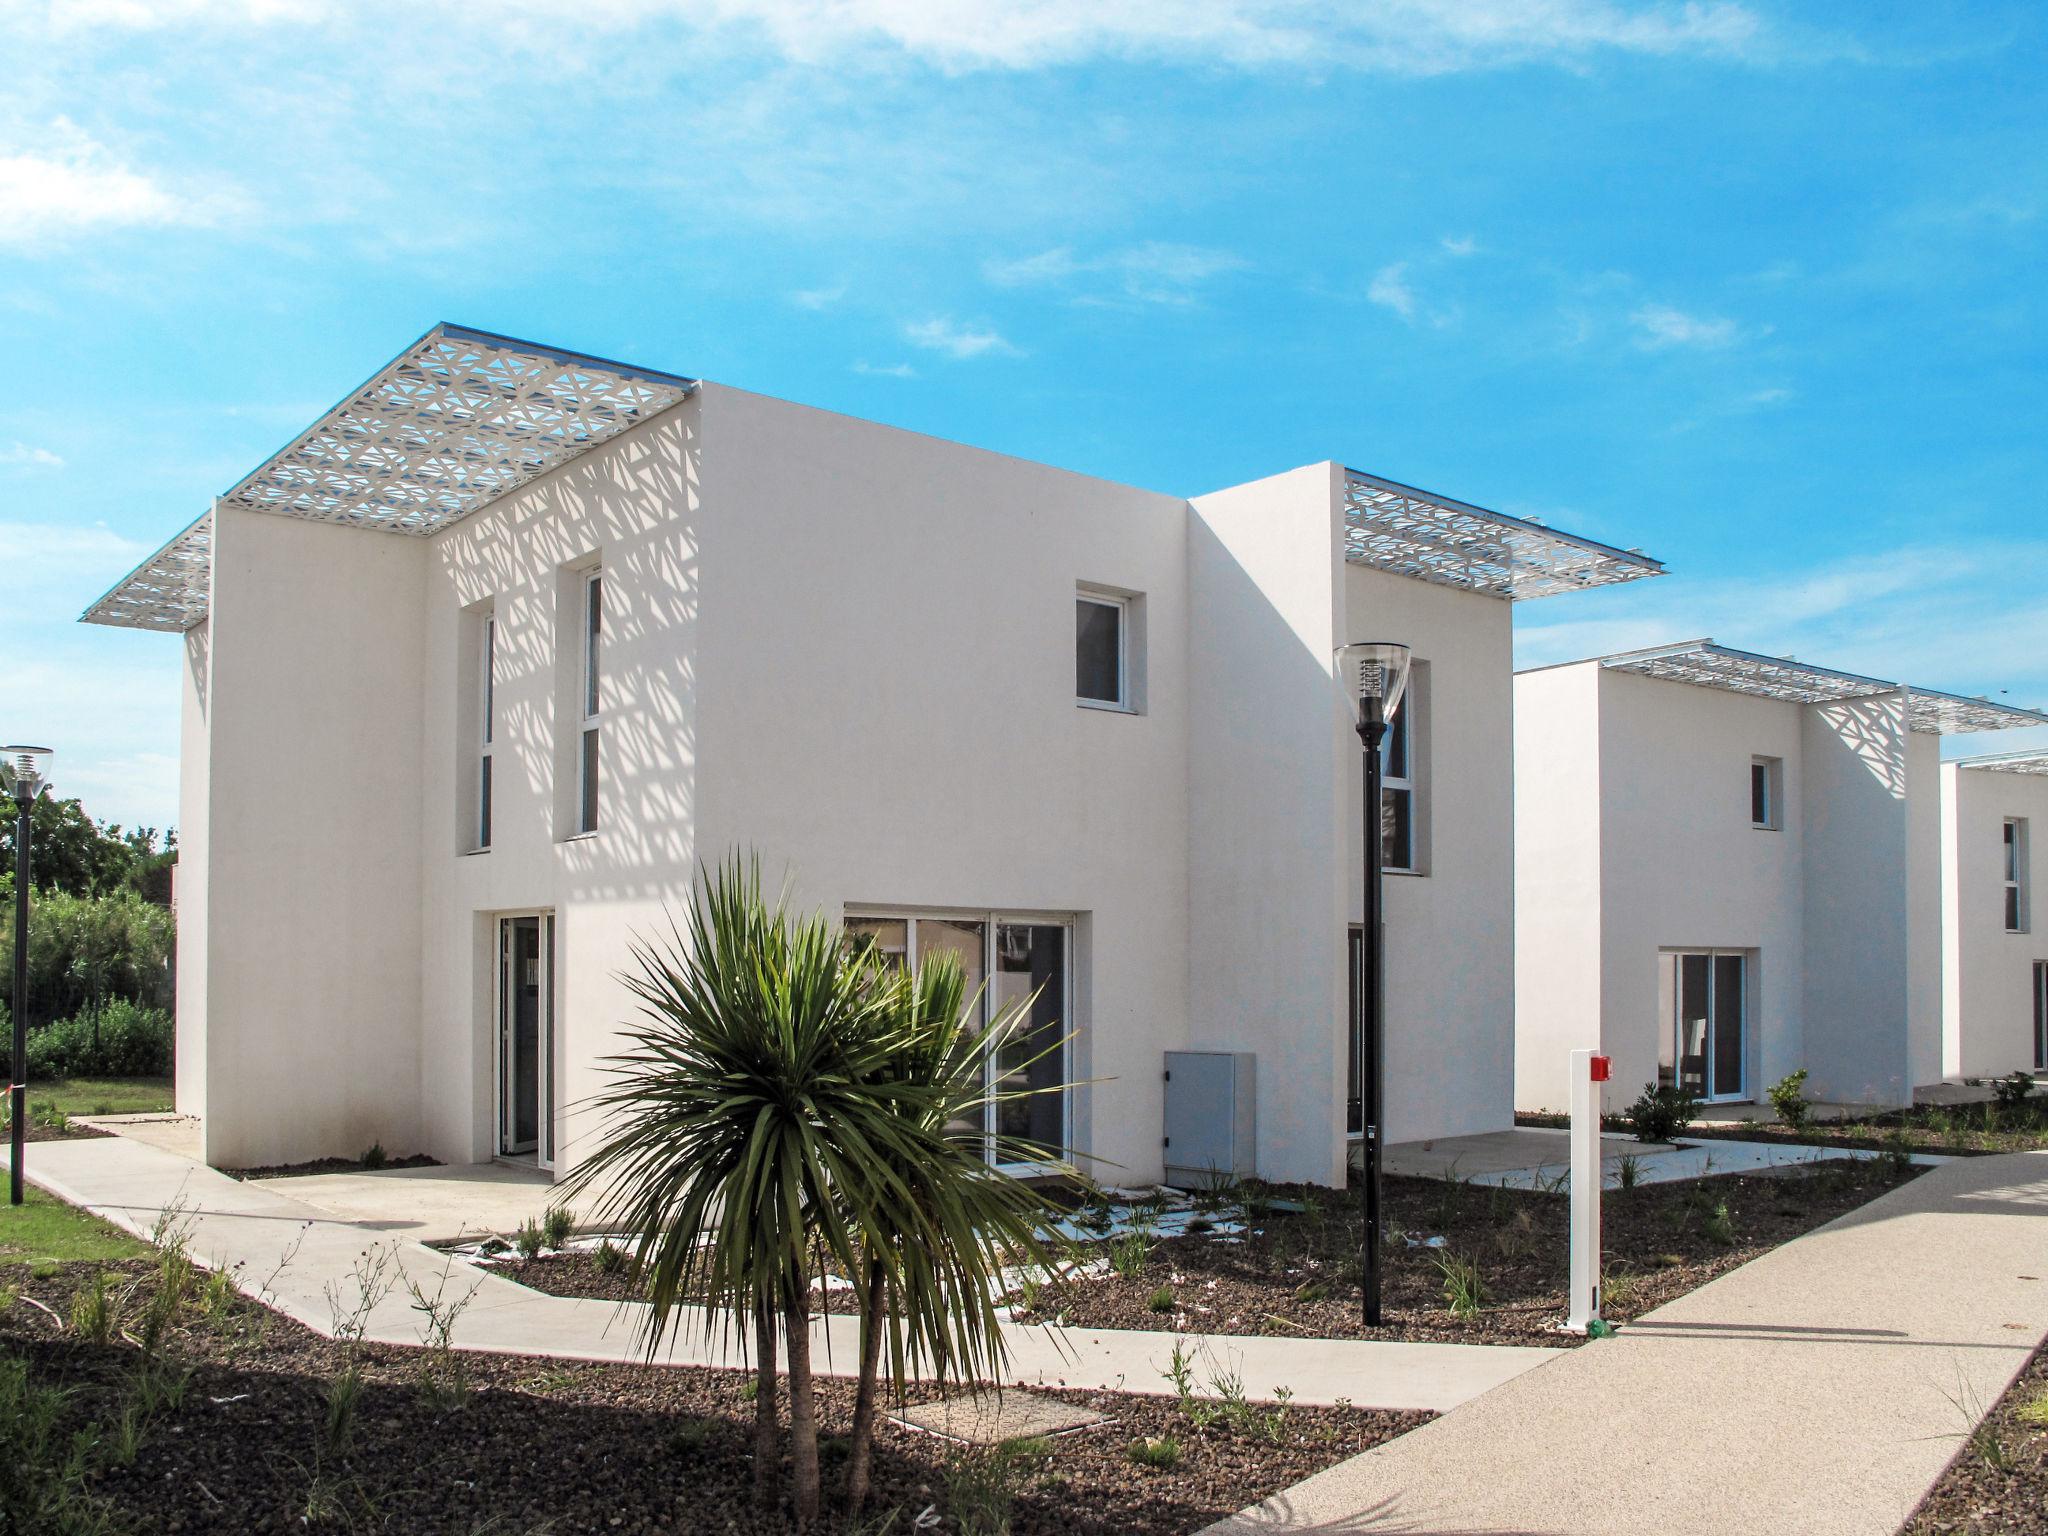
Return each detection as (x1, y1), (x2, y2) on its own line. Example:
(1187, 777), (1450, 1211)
(0, 887), (174, 1028)
(1992, 1072), (2036, 1112)
(24, 1001), (173, 1077)
(1767, 1069), (1811, 1131)
(1626, 1082), (1701, 1144)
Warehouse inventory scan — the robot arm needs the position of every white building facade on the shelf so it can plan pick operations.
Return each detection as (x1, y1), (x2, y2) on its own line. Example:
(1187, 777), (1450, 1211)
(1515, 642), (2046, 1116)
(87, 325), (1661, 1187)
(1941, 751), (2048, 1081)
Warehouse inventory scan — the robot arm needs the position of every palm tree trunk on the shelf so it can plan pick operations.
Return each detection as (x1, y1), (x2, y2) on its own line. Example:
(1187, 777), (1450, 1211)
(845, 1256), (887, 1513)
(784, 1292), (820, 1528)
(752, 1295), (780, 1509)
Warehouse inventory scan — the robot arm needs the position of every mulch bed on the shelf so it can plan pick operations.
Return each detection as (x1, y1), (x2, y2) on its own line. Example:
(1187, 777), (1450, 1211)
(3, 1257), (1425, 1535)
(1903, 1342), (2048, 1533)
(494, 1161), (1923, 1349)
(228, 1152), (440, 1180)
(7, 1119), (113, 1142)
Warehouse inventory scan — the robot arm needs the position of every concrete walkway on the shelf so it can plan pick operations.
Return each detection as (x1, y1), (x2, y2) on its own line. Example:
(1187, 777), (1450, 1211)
(7, 1135), (1551, 1414)
(1202, 1149), (2048, 1536)
(1388, 1125), (1950, 1190)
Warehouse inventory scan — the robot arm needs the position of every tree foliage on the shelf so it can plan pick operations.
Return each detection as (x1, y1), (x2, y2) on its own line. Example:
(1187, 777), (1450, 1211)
(0, 884), (174, 1029)
(0, 794), (175, 905)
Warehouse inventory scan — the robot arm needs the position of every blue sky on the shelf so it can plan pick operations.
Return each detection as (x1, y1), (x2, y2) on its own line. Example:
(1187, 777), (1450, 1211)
(3, 1), (2045, 831)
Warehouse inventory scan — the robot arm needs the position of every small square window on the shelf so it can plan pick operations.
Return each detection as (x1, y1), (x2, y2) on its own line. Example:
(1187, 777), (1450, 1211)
(1076, 592), (1129, 710)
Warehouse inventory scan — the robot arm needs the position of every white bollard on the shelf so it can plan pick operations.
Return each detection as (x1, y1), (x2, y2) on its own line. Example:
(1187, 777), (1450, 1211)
(1563, 1048), (1611, 1334)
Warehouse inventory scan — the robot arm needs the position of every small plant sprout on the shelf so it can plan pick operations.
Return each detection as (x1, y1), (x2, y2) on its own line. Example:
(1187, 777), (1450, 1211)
(1703, 1200), (1735, 1247)
(1147, 1284), (1176, 1314)
(1109, 1227), (1151, 1279)
(359, 1142), (388, 1171)
(70, 1270), (119, 1344)
(513, 1218), (546, 1261)
(1615, 1153), (1643, 1191)
(1767, 1069), (1812, 1132)
(405, 1255), (483, 1412)
(542, 1205), (575, 1249)
(1127, 1434), (1182, 1469)
(595, 1238), (627, 1275)
(1435, 1251), (1487, 1318)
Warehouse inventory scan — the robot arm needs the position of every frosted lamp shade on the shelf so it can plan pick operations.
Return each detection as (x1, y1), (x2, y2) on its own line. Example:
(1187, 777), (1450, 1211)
(1335, 643), (1411, 719)
(1, 745), (52, 801)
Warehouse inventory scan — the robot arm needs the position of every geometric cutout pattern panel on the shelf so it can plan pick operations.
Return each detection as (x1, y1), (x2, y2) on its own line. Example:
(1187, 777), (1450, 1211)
(1960, 749), (2048, 775)
(1907, 689), (2048, 736)
(1343, 469), (1665, 602)
(222, 323), (695, 536)
(79, 512), (213, 632)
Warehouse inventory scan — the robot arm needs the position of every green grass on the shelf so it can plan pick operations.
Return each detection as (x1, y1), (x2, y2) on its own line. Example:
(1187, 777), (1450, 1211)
(0, 1186), (150, 1266)
(23, 1077), (174, 1119)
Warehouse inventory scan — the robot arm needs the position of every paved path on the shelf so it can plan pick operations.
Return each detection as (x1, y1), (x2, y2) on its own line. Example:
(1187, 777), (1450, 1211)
(7, 1135), (1551, 1414)
(1388, 1126), (1950, 1190)
(1201, 1149), (2048, 1536)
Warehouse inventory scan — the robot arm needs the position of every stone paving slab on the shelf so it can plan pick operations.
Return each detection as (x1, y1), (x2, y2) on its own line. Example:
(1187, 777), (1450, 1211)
(1200, 1149), (2048, 1536)
(5, 1135), (1553, 1414)
(892, 1391), (1107, 1444)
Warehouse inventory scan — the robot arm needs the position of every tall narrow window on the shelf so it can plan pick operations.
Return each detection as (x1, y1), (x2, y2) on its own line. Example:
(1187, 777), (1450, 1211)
(2005, 818), (2028, 933)
(1381, 693), (1416, 872)
(2035, 961), (2047, 1072)
(1076, 592), (1128, 709)
(1750, 756), (1781, 830)
(578, 570), (602, 834)
(476, 613), (496, 850)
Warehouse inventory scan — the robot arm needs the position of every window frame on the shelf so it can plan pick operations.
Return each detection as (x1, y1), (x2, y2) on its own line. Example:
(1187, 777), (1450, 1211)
(844, 907), (1074, 1170)
(1075, 590), (1132, 713)
(576, 569), (603, 836)
(1750, 755), (1781, 831)
(475, 611), (496, 851)
(1381, 684), (1419, 875)
(2004, 818), (2029, 934)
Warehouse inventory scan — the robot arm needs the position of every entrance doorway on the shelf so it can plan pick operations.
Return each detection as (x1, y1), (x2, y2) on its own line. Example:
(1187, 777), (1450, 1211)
(1659, 950), (1747, 1102)
(497, 914), (556, 1167)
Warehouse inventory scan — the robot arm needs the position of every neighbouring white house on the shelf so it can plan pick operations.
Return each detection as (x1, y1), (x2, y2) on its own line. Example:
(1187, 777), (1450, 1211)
(83, 323), (1663, 1188)
(1942, 749), (2048, 1081)
(1515, 640), (2048, 1118)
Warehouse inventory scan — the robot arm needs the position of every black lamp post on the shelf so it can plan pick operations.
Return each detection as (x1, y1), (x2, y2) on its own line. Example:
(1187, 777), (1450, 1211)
(1336, 643), (1409, 1328)
(5, 745), (52, 1207)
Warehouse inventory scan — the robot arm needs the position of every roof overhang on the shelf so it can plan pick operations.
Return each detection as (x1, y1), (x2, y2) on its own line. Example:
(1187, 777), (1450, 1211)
(1955, 749), (2048, 777)
(1596, 639), (2048, 734)
(1342, 470), (1664, 601)
(82, 323), (696, 632)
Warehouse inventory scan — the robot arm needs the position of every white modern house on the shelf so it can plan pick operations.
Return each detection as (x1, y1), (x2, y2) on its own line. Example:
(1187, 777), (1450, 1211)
(1515, 641), (2048, 1116)
(1941, 750), (2048, 1081)
(84, 324), (1663, 1187)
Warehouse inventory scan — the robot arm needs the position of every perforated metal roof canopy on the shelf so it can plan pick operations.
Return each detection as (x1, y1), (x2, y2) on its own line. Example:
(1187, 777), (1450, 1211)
(1343, 470), (1664, 601)
(1954, 748), (2048, 776)
(1592, 639), (2048, 734)
(82, 324), (696, 631)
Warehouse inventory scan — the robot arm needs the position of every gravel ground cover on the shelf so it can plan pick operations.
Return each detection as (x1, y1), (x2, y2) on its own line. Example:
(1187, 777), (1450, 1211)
(0, 1255), (1425, 1534)
(498, 1160), (1922, 1347)
(1903, 1343), (2048, 1534)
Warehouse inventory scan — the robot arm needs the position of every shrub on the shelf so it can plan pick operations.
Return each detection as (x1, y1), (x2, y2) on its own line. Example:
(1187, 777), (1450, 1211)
(542, 1205), (575, 1249)
(359, 1143), (388, 1171)
(0, 887), (174, 1028)
(25, 1000), (173, 1078)
(513, 1218), (546, 1261)
(1147, 1284), (1175, 1314)
(1625, 1082), (1700, 1144)
(1127, 1434), (1182, 1469)
(595, 1239), (627, 1275)
(1992, 1072), (2035, 1112)
(1703, 1201), (1735, 1246)
(1767, 1069), (1811, 1131)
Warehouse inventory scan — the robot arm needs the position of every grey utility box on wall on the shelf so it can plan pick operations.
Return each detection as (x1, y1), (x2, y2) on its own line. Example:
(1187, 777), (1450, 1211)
(1162, 1051), (1256, 1190)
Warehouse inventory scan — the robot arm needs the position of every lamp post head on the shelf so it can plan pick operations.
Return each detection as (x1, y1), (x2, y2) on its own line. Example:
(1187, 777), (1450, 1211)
(1335, 643), (1412, 725)
(1, 746), (52, 807)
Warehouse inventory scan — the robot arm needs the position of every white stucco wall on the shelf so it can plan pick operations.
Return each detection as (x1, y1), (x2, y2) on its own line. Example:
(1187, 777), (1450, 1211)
(1512, 663), (1605, 1115)
(197, 506), (428, 1168)
(1942, 763), (2048, 1078)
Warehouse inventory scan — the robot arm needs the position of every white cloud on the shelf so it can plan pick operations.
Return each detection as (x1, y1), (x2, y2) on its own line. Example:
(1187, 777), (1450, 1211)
(0, 442), (64, 468)
(904, 317), (1019, 359)
(1631, 302), (1740, 349)
(851, 359), (916, 377)
(0, 118), (221, 247)
(1367, 262), (1417, 320)
(985, 241), (1243, 304)
(1440, 234), (1478, 257)
(32, 0), (1776, 74)
(789, 284), (845, 309)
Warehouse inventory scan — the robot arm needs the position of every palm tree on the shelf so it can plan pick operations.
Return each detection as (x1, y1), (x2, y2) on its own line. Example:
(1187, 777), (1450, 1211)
(840, 948), (1069, 1513)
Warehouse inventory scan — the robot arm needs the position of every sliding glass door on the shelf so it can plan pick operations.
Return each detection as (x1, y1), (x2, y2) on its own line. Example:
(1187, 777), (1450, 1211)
(496, 913), (557, 1168)
(845, 911), (1070, 1166)
(1659, 950), (1747, 1102)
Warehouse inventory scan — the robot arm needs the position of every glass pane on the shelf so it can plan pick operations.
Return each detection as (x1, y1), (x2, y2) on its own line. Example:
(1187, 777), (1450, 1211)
(1383, 705), (1408, 780)
(1076, 598), (1121, 703)
(584, 575), (602, 717)
(1677, 954), (1710, 1096)
(2009, 886), (2023, 932)
(1657, 954), (1678, 1088)
(478, 754), (492, 849)
(914, 919), (987, 1020)
(845, 916), (909, 969)
(2007, 823), (2020, 881)
(1713, 954), (1745, 1099)
(544, 915), (556, 1164)
(511, 918), (541, 1149)
(1381, 787), (1412, 870)
(580, 727), (600, 833)
(992, 924), (1066, 1155)
(2035, 963), (2046, 1071)
(1751, 763), (1768, 825)
(483, 617), (495, 745)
